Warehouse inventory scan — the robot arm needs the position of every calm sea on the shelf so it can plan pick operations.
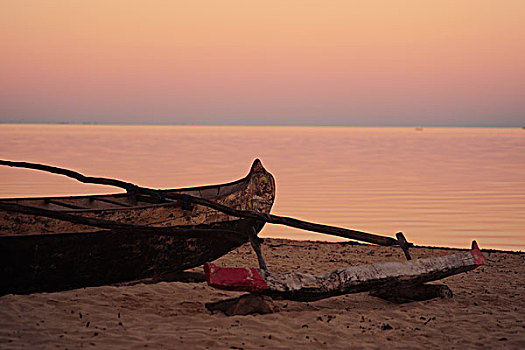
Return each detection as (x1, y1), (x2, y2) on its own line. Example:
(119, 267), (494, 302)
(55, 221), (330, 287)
(1, 124), (524, 251)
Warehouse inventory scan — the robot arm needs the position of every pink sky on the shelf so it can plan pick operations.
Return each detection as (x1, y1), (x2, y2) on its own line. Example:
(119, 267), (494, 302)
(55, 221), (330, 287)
(1, 1), (524, 126)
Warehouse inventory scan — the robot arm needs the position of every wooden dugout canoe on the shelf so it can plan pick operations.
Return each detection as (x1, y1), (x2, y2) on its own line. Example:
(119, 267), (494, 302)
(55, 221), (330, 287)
(0, 159), (275, 295)
(204, 241), (486, 301)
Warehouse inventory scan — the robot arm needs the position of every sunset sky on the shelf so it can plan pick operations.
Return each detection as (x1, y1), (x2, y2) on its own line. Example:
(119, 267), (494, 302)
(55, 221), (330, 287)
(1, 1), (524, 126)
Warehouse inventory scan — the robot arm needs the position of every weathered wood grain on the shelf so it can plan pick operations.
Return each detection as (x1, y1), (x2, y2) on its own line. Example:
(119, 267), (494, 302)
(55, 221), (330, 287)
(205, 242), (485, 301)
(0, 160), (275, 295)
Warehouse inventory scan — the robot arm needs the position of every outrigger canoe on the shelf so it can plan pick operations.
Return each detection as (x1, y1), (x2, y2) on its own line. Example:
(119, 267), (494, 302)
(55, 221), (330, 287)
(204, 241), (485, 301)
(0, 160), (275, 295)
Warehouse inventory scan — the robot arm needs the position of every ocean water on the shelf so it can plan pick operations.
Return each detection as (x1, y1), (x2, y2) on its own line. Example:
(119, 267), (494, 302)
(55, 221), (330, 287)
(1, 124), (524, 251)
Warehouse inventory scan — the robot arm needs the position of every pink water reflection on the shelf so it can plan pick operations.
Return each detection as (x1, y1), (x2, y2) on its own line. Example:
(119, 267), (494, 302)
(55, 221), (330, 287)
(1, 125), (524, 250)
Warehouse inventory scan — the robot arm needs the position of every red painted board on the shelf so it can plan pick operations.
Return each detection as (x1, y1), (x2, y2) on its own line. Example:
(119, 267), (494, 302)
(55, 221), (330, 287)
(470, 240), (486, 266)
(204, 262), (268, 293)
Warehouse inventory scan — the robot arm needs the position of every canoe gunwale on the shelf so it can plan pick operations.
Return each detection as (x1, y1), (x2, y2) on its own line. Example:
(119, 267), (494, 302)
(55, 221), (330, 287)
(0, 159), (273, 236)
(0, 225), (250, 240)
(7, 187), (250, 214)
(0, 165), (255, 211)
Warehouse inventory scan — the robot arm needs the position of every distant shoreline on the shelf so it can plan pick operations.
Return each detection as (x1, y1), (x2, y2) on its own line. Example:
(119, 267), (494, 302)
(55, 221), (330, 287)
(0, 122), (522, 128)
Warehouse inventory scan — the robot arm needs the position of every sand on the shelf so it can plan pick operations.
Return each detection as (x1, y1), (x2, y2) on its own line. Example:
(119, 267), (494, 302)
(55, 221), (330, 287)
(0, 238), (524, 349)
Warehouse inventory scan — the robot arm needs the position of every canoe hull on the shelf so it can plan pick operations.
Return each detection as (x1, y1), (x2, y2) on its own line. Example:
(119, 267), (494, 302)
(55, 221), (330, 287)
(0, 221), (257, 295)
(0, 160), (275, 295)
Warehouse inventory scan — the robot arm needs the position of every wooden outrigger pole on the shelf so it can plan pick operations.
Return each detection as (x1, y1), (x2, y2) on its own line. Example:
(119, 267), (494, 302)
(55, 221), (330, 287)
(0, 160), (413, 259)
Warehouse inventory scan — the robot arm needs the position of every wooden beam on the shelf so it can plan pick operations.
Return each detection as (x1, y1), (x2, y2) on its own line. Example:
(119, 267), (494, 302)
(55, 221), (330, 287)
(44, 199), (88, 210)
(0, 160), (143, 194)
(0, 159), (410, 248)
(133, 194), (170, 204)
(90, 197), (132, 208)
(248, 226), (268, 271)
(166, 192), (401, 247)
(396, 232), (411, 260)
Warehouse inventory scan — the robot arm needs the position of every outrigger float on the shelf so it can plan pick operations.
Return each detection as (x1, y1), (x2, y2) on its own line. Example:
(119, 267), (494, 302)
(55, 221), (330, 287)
(204, 241), (485, 302)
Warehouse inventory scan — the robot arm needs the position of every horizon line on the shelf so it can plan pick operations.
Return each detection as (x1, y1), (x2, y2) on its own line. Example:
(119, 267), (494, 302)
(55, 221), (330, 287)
(1, 121), (524, 128)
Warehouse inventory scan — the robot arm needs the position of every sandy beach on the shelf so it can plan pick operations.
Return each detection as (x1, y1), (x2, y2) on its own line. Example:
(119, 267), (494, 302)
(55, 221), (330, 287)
(0, 238), (523, 349)
(2, 0), (524, 348)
